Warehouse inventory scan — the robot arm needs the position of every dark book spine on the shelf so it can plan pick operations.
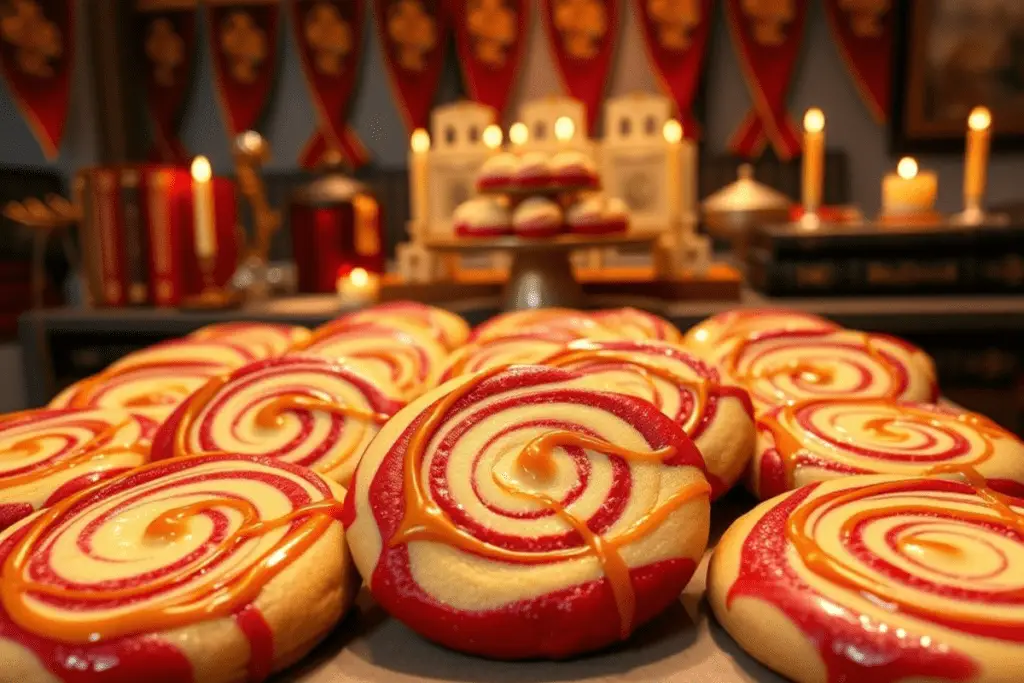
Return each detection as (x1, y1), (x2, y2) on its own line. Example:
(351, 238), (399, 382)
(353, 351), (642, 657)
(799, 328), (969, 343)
(120, 169), (149, 305)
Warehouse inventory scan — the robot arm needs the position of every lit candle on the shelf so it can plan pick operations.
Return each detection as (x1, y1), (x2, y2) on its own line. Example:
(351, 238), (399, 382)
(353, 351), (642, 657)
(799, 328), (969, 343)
(482, 124), (503, 151)
(190, 156), (216, 260)
(964, 106), (991, 211)
(409, 128), (431, 235)
(554, 116), (575, 144)
(509, 122), (529, 147)
(336, 266), (380, 305)
(882, 156), (938, 217)
(663, 119), (683, 223)
(801, 108), (825, 213)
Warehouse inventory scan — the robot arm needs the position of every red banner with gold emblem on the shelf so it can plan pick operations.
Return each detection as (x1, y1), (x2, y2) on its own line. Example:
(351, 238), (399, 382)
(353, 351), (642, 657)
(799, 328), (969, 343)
(540, 0), (618, 133)
(825, 0), (891, 124)
(725, 0), (807, 159)
(374, 0), (449, 133)
(136, 0), (196, 164)
(451, 0), (528, 118)
(290, 0), (369, 169)
(633, 0), (712, 139)
(206, 0), (279, 138)
(0, 0), (74, 159)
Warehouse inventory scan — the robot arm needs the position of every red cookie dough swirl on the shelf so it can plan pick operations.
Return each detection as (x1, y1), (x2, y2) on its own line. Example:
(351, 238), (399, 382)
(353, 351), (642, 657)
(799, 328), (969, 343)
(469, 308), (620, 344)
(709, 472), (1024, 683)
(439, 328), (580, 381)
(110, 338), (261, 372)
(724, 328), (938, 410)
(539, 340), (755, 498)
(0, 454), (356, 683)
(343, 365), (711, 659)
(590, 308), (683, 343)
(189, 322), (311, 357)
(292, 321), (448, 400)
(0, 408), (147, 531)
(330, 301), (470, 350)
(684, 308), (838, 361)
(152, 356), (404, 486)
(752, 398), (1024, 500)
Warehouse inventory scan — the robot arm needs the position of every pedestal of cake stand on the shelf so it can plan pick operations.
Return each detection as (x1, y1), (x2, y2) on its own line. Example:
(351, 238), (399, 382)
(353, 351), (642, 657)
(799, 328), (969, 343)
(424, 232), (659, 310)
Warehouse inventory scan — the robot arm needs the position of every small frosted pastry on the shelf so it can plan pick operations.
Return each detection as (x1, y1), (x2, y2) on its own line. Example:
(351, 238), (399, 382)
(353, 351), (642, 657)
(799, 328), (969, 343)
(512, 151), (553, 188)
(329, 300), (470, 351)
(476, 152), (519, 191)
(153, 356), (404, 486)
(751, 397), (1024, 500)
(0, 408), (147, 530)
(565, 193), (611, 235)
(110, 338), (260, 372)
(453, 197), (512, 237)
(722, 328), (938, 411)
(343, 365), (711, 659)
(709, 473), (1024, 683)
(550, 150), (599, 188)
(292, 321), (448, 400)
(189, 322), (310, 357)
(603, 197), (630, 233)
(439, 329), (578, 381)
(590, 307), (683, 343)
(540, 340), (755, 497)
(512, 197), (563, 238)
(684, 308), (839, 361)
(469, 308), (618, 344)
(0, 454), (356, 683)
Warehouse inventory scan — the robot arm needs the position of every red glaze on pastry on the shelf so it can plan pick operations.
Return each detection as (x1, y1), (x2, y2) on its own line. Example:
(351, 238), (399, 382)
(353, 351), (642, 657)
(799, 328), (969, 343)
(590, 307), (683, 343)
(152, 356), (404, 486)
(343, 365), (711, 659)
(327, 301), (470, 350)
(189, 322), (311, 357)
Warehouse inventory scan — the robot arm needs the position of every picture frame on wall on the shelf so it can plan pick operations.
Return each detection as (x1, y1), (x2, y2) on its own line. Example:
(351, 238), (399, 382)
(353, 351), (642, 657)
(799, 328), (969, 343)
(891, 0), (1024, 153)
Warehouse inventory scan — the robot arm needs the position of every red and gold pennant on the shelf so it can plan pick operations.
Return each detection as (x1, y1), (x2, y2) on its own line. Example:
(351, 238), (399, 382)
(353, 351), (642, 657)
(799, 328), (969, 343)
(451, 0), (529, 118)
(825, 0), (891, 124)
(0, 0), (74, 159)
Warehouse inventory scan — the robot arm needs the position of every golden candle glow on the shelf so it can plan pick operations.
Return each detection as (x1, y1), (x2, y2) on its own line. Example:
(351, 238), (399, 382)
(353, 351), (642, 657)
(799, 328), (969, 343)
(509, 122), (528, 146)
(662, 119), (683, 144)
(897, 156), (918, 180)
(964, 106), (992, 210)
(801, 108), (825, 212)
(482, 124), (503, 150)
(554, 116), (575, 142)
(882, 156), (937, 217)
(968, 107), (992, 132)
(410, 128), (431, 153)
(190, 156), (216, 260)
(337, 267), (379, 303)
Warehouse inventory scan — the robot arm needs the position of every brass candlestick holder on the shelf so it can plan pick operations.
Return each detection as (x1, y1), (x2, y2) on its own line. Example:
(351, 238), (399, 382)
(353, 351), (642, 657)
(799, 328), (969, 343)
(230, 131), (283, 301)
(180, 255), (242, 309)
(3, 194), (81, 308)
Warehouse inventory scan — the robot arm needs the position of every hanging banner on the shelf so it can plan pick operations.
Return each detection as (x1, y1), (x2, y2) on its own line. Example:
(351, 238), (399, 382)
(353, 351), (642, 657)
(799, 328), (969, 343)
(540, 0), (618, 133)
(0, 0), (74, 159)
(374, 0), (449, 133)
(136, 0), (196, 164)
(451, 0), (528, 118)
(206, 0), (279, 138)
(290, 0), (369, 169)
(633, 0), (713, 138)
(725, 0), (807, 159)
(825, 0), (891, 124)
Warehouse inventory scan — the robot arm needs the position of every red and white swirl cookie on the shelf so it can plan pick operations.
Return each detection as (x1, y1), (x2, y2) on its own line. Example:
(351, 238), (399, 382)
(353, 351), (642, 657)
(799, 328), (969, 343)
(189, 322), (311, 357)
(591, 307), (683, 343)
(439, 329), (579, 381)
(723, 328), (938, 410)
(0, 408), (147, 531)
(327, 301), (470, 351)
(110, 338), (260, 372)
(469, 308), (618, 344)
(684, 308), (839, 361)
(153, 356), (404, 486)
(343, 365), (711, 659)
(540, 341), (755, 498)
(709, 473), (1024, 683)
(0, 454), (356, 683)
(751, 397), (1024, 500)
(292, 321), (448, 400)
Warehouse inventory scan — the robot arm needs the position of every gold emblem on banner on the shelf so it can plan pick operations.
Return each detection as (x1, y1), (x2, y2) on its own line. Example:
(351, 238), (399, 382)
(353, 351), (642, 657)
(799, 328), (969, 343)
(467, 0), (515, 66)
(839, 0), (889, 38)
(305, 2), (352, 75)
(387, 0), (437, 72)
(647, 0), (700, 50)
(145, 18), (184, 86)
(552, 0), (607, 60)
(0, 0), (62, 77)
(220, 10), (267, 83)
(741, 0), (793, 46)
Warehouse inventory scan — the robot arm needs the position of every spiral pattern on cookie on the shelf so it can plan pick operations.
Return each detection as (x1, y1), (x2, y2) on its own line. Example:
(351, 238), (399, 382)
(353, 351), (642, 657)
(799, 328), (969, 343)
(0, 454), (347, 682)
(343, 365), (711, 658)
(189, 322), (311, 357)
(331, 301), (470, 350)
(0, 408), (147, 530)
(754, 398), (1024, 499)
(684, 308), (838, 360)
(439, 329), (578, 381)
(724, 329), (938, 409)
(590, 308), (682, 343)
(153, 356), (404, 485)
(293, 321), (448, 400)
(110, 339), (260, 372)
(469, 308), (619, 344)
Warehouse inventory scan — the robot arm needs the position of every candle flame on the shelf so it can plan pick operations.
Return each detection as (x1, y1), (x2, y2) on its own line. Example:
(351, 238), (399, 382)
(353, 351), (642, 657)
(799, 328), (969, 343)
(350, 268), (369, 287)
(803, 108), (825, 133)
(968, 106), (991, 131)
(662, 119), (683, 144)
(483, 124), (503, 150)
(190, 156), (212, 183)
(410, 128), (431, 154)
(554, 116), (575, 142)
(509, 122), (528, 146)
(897, 157), (918, 180)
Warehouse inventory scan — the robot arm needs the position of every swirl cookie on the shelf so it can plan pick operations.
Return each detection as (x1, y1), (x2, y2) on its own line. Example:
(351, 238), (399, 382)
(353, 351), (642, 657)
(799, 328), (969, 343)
(709, 472), (1024, 683)
(153, 356), (404, 486)
(723, 328), (938, 410)
(343, 365), (711, 659)
(189, 322), (311, 357)
(110, 338), (260, 372)
(292, 321), (448, 400)
(0, 408), (147, 530)
(0, 454), (356, 683)
(751, 398), (1024, 500)
(328, 301), (471, 351)
(439, 329), (579, 381)
(540, 341), (755, 498)
(469, 308), (618, 344)
(591, 307), (683, 343)
(684, 308), (838, 360)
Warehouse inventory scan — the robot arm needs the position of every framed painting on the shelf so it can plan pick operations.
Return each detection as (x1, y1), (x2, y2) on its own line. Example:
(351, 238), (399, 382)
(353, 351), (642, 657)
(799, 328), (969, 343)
(891, 0), (1024, 153)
